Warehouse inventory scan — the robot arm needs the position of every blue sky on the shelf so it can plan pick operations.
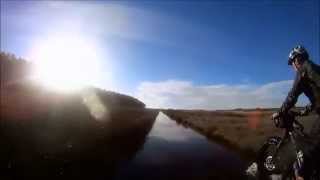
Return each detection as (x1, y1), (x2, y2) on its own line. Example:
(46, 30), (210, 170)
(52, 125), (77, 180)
(1, 0), (319, 109)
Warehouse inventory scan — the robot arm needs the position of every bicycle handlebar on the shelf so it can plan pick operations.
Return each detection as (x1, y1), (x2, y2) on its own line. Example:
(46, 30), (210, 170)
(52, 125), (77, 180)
(273, 110), (304, 131)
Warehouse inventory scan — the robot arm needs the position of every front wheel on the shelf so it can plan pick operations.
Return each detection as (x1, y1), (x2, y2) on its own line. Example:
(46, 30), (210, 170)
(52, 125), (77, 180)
(257, 136), (295, 180)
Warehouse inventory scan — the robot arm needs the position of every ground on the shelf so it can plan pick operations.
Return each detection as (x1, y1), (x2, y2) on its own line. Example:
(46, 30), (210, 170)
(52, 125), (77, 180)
(163, 108), (318, 159)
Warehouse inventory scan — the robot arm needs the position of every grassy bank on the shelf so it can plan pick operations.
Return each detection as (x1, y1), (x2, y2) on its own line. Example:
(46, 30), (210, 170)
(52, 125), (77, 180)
(163, 109), (317, 160)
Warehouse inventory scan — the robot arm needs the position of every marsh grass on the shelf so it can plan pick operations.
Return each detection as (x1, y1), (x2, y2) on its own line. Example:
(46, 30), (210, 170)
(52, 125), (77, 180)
(163, 109), (317, 160)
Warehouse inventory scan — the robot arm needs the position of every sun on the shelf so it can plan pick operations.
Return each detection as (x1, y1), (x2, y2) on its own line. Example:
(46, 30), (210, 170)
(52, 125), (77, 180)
(29, 35), (103, 92)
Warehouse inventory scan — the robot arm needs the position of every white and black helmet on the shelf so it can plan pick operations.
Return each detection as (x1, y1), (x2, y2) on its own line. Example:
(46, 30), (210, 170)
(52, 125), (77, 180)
(288, 45), (309, 65)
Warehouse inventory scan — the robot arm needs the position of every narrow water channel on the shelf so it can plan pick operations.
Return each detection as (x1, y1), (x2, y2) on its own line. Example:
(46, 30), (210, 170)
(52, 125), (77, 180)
(115, 112), (247, 180)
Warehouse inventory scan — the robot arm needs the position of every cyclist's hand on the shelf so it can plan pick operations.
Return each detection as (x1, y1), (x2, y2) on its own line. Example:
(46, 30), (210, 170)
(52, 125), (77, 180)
(299, 105), (312, 116)
(271, 112), (280, 120)
(299, 109), (308, 116)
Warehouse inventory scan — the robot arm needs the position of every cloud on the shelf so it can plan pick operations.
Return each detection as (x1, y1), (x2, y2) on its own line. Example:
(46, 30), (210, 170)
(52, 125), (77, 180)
(2, 1), (221, 50)
(1, 1), (174, 46)
(135, 79), (309, 110)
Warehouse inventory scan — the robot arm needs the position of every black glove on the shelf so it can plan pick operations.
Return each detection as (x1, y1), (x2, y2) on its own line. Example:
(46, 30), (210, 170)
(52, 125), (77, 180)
(299, 104), (312, 116)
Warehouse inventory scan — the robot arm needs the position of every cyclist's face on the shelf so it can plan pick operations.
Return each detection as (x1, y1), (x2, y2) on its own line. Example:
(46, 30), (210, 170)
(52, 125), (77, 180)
(292, 58), (302, 72)
(292, 62), (298, 72)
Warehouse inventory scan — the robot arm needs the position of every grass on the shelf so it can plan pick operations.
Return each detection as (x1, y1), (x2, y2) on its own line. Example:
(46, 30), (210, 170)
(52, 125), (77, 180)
(163, 109), (318, 160)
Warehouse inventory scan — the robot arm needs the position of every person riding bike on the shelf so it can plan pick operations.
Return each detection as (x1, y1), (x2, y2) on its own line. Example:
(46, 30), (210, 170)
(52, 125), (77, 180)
(272, 45), (320, 180)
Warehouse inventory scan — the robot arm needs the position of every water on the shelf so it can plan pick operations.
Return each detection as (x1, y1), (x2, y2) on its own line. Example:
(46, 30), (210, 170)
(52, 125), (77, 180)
(2, 111), (247, 179)
(115, 112), (247, 180)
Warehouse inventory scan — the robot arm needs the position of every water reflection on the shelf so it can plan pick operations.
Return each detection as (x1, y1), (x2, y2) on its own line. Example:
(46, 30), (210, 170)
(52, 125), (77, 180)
(115, 112), (247, 180)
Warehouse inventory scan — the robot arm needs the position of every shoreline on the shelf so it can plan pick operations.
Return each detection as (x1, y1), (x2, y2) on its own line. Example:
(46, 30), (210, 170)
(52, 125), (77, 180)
(163, 109), (317, 161)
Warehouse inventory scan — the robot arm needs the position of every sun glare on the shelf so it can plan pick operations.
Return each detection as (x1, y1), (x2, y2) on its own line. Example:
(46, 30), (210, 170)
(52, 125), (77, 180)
(29, 35), (103, 92)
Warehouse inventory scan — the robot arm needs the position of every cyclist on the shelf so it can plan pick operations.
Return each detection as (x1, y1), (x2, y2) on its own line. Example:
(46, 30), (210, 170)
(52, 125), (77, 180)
(272, 45), (320, 180)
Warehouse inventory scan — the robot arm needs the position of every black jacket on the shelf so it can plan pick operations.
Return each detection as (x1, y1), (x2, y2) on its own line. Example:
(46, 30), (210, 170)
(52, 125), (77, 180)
(279, 60), (320, 115)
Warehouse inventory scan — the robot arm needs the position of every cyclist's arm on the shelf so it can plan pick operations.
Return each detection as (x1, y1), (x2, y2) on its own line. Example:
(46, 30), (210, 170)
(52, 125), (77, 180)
(279, 73), (304, 115)
(301, 86), (316, 115)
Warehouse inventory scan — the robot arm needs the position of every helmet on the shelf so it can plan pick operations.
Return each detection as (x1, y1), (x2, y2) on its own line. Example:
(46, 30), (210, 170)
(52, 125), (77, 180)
(288, 45), (309, 65)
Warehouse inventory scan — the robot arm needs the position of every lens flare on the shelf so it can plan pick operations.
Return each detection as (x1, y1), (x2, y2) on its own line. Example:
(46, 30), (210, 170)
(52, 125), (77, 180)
(247, 110), (262, 130)
(82, 89), (109, 121)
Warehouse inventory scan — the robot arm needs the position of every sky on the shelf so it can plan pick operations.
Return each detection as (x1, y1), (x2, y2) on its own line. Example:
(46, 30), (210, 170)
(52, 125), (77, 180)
(1, 0), (319, 109)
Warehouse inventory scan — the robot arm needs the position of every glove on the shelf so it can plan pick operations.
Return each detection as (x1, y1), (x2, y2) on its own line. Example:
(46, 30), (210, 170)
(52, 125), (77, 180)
(299, 109), (308, 116)
(299, 105), (312, 116)
(272, 112), (280, 120)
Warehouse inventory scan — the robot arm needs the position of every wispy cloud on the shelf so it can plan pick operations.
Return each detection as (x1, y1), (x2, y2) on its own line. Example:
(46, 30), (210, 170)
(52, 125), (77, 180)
(2, 1), (223, 50)
(135, 79), (308, 110)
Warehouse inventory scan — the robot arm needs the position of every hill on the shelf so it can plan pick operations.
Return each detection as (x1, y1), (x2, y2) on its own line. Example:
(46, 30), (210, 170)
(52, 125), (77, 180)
(0, 52), (158, 179)
(1, 51), (145, 120)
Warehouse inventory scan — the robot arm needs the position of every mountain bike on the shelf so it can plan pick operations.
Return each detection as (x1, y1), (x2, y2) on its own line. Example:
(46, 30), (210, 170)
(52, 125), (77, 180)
(246, 110), (319, 180)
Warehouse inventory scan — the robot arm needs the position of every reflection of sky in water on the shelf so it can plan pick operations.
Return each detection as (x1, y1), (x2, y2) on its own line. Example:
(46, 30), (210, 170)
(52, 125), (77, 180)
(135, 112), (234, 165)
(115, 112), (246, 179)
(149, 112), (201, 142)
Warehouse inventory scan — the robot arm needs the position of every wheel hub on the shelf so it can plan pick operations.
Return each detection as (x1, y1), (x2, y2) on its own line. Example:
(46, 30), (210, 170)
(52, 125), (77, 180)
(264, 155), (276, 171)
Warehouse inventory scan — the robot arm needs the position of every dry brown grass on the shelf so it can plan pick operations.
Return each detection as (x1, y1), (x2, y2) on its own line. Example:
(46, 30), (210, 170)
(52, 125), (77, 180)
(163, 109), (318, 159)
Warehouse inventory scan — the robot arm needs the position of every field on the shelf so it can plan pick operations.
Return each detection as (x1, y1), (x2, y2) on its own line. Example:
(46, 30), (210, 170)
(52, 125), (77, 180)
(163, 109), (318, 159)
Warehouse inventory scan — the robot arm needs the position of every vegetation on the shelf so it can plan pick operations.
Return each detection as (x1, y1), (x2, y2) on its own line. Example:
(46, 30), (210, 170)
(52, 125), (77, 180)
(0, 52), (32, 87)
(0, 51), (145, 110)
(164, 109), (317, 160)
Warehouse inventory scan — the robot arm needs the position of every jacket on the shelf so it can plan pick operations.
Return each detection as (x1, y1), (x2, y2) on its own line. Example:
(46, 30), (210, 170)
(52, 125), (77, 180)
(279, 60), (320, 115)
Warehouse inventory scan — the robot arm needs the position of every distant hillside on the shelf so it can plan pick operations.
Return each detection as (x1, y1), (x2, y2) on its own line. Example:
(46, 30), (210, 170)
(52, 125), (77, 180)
(0, 52), (145, 121)
(0, 52), (159, 180)
(0, 52), (32, 87)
